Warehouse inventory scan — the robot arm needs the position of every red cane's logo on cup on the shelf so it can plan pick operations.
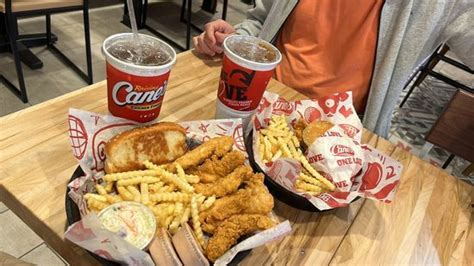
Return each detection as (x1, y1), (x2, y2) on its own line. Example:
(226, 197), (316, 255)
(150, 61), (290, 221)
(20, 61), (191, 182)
(112, 81), (166, 110)
(330, 144), (355, 157)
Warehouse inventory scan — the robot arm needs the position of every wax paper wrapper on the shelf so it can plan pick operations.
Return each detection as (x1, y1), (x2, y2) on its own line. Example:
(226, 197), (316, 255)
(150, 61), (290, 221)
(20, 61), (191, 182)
(252, 92), (403, 210)
(65, 108), (291, 264)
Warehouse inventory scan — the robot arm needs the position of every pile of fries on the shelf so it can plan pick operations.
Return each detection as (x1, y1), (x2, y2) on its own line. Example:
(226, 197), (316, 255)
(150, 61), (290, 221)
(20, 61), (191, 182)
(257, 114), (336, 195)
(84, 161), (215, 247)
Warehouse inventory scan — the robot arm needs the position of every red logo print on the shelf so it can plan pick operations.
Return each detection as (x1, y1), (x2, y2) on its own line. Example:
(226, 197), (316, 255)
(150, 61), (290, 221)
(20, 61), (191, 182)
(257, 97), (271, 114)
(106, 62), (169, 122)
(217, 55), (273, 111)
(68, 115), (88, 160)
(318, 193), (347, 208)
(318, 95), (340, 116)
(272, 97), (293, 115)
(232, 125), (245, 152)
(361, 162), (383, 191)
(268, 160), (283, 179)
(338, 106), (353, 118)
(339, 124), (360, 138)
(198, 123), (210, 133)
(330, 144), (355, 157)
(373, 181), (399, 199)
(304, 107), (321, 123)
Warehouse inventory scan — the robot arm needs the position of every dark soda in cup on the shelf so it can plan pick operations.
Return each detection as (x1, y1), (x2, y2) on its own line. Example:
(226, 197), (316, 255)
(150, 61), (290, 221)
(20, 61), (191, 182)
(216, 35), (281, 130)
(103, 33), (176, 123)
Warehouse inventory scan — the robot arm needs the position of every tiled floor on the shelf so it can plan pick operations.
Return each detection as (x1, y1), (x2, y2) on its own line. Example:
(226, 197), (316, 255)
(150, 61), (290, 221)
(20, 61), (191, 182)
(0, 0), (473, 264)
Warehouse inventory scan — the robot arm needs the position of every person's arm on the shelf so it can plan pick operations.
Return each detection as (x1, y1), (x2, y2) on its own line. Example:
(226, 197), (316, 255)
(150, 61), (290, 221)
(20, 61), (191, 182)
(193, 0), (273, 56)
(234, 0), (274, 37)
(443, 0), (474, 69)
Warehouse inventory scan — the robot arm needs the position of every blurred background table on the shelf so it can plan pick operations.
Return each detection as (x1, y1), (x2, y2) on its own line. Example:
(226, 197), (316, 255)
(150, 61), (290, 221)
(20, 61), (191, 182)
(0, 51), (472, 265)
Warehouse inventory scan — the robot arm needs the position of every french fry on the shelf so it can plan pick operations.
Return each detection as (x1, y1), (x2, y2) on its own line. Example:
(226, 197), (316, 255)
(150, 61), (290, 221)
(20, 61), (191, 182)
(288, 141), (300, 159)
(270, 150), (282, 161)
(150, 203), (173, 217)
(117, 186), (134, 201)
(259, 114), (337, 193)
(298, 173), (326, 188)
(149, 182), (165, 193)
(280, 142), (292, 158)
(191, 196), (206, 248)
(263, 136), (273, 160)
(87, 198), (109, 211)
(291, 135), (300, 148)
(142, 160), (166, 170)
(168, 203), (184, 234)
(176, 164), (200, 184)
(141, 183), (150, 205)
(104, 170), (158, 182)
(150, 192), (192, 203)
(117, 176), (161, 186)
(127, 186), (141, 202)
(151, 167), (194, 193)
(105, 194), (122, 204)
(200, 196), (216, 211)
(95, 184), (107, 195)
(180, 207), (191, 225)
(105, 182), (114, 193)
(158, 184), (177, 193)
(84, 193), (107, 203)
(295, 180), (324, 194)
(299, 156), (335, 191)
(258, 135), (265, 160)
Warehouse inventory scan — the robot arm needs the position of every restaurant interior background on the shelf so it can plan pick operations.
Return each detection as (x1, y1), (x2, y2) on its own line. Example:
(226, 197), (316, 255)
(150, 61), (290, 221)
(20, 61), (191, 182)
(0, 0), (472, 264)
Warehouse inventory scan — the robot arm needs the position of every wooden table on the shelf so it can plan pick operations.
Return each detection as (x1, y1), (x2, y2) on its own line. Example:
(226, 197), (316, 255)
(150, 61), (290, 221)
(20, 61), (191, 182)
(1, 51), (472, 265)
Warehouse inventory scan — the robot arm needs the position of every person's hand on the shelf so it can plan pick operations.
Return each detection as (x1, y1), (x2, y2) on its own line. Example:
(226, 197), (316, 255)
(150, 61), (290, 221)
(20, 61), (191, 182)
(193, 19), (236, 56)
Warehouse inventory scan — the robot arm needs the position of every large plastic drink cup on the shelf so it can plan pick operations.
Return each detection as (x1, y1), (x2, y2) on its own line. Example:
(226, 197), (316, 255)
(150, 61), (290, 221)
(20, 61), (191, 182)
(103, 33), (176, 123)
(216, 35), (281, 130)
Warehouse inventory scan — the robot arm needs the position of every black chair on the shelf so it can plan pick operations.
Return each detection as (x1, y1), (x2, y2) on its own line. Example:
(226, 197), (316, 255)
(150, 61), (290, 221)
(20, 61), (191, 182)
(400, 44), (473, 108)
(405, 44), (474, 169)
(0, 0), (93, 103)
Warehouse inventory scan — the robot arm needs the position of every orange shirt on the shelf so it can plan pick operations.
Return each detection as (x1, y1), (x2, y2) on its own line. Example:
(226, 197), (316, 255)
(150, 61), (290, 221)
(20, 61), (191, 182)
(275, 0), (384, 113)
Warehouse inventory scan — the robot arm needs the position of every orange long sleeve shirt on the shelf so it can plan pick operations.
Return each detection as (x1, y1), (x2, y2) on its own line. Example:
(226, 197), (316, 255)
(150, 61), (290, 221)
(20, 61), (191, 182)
(275, 0), (384, 113)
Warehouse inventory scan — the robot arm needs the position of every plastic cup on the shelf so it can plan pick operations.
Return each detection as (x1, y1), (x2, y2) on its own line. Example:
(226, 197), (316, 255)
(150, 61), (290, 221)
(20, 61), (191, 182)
(216, 35), (281, 129)
(102, 33), (176, 123)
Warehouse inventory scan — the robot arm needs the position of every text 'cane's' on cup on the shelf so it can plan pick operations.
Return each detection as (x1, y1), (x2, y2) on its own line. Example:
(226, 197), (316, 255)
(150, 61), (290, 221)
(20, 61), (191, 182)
(103, 33), (176, 123)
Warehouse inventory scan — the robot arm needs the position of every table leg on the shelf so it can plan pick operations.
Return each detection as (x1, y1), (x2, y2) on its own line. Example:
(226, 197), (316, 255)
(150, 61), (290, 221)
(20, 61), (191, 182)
(202, 0), (217, 13)
(186, 0), (192, 50)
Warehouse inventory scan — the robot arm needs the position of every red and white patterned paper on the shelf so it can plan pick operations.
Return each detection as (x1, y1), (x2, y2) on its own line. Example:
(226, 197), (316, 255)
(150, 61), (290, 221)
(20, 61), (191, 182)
(252, 92), (403, 210)
(65, 108), (291, 264)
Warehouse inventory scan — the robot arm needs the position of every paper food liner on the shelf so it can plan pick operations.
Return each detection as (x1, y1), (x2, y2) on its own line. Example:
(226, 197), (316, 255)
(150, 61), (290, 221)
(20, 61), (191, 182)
(65, 108), (291, 264)
(252, 92), (403, 210)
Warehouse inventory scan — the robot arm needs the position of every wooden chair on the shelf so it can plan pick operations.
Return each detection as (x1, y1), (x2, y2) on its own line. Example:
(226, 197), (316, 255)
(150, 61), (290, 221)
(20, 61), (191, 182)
(0, 0), (93, 103)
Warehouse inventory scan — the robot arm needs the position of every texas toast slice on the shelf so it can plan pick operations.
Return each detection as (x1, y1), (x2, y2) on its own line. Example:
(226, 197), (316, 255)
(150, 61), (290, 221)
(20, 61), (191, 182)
(105, 122), (187, 173)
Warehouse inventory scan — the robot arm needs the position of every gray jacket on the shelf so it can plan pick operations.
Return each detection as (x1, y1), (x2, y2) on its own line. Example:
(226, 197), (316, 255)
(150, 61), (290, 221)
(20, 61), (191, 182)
(235, 0), (474, 137)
